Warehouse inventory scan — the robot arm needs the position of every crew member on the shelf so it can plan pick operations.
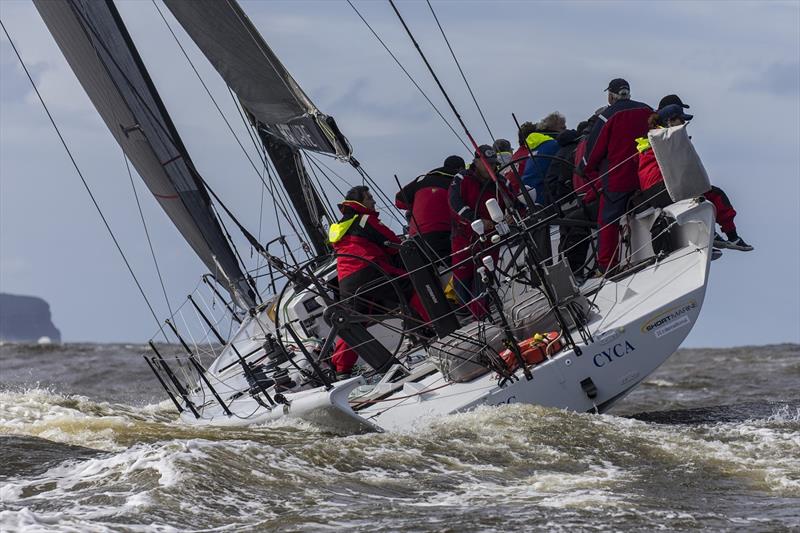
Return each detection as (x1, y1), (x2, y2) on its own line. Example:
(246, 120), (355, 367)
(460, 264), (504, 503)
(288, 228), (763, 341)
(636, 98), (753, 251)
(395, 155), (465, 266)
(328, 186), (429, 377)
(448, 145), (511, 318)
(505, 121), (537, 191)
(578, 78), (652, 273)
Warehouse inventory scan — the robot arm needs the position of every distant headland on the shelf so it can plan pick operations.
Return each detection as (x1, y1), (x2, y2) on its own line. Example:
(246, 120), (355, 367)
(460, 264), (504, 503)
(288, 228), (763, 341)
(0, 293), (61, 343)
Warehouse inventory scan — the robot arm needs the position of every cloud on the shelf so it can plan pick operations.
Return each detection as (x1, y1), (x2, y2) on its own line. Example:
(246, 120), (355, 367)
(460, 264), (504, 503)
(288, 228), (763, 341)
(732, 62), (800, 97)
(1, 0), (798, 343)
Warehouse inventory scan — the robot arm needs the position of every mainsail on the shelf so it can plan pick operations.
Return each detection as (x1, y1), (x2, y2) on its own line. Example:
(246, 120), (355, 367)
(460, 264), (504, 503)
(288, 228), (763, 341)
(163, 0), (352, 255)
(34, 0), (256, 309)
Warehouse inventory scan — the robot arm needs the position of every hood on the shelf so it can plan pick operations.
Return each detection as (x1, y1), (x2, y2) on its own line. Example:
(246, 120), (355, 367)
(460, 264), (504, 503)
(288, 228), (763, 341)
(337, 200), (376, 216)
(556, 129), (581, 146)
(525, 132), (555, 150)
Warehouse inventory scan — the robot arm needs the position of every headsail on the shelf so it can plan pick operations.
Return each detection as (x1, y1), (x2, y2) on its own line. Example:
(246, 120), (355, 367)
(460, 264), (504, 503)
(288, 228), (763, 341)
(164, 0), (353, 254)
(163, 0), (351, 158)
(34, 0), (256, 309)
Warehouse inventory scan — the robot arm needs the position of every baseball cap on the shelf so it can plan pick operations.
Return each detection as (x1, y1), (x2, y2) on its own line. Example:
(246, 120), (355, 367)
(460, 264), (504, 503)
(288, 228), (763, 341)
(658, 94), (690, 110)
(474, 144), (498, 163)
(657, 103), (693, 124)
(493, 139), (512, 153)
(443, 155), (466, 171)
(605, 78), (630, 95)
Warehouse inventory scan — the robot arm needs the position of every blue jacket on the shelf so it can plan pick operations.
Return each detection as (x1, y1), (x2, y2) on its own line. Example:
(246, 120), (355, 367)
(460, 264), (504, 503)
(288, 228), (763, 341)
(520, 132), (559, 204)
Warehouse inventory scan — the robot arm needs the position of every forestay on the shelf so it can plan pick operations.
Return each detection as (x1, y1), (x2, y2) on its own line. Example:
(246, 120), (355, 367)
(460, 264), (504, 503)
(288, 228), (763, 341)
(34, 0), (256, 309)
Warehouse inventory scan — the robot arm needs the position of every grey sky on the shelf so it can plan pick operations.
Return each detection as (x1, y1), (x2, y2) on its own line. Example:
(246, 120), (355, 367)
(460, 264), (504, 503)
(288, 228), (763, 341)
(1, 0), (798, 346)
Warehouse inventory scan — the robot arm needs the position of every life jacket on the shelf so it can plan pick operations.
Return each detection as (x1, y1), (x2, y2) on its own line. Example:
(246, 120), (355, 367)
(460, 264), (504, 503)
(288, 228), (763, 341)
(328, 200), (403, 281)
(499, 332), (562, 371)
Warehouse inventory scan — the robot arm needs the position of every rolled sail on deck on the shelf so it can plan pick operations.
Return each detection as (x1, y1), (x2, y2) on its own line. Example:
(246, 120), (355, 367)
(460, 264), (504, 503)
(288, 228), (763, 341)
(34, 0), (256, 309)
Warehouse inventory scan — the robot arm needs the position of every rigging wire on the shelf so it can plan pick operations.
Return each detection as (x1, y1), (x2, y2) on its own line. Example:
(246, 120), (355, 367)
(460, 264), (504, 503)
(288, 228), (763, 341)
(151, 0), (312, 252)
(1, 19), (167, 341)
(425, 0), (494, 141)
(310, 152), (403, 227)
(301, 152), (338, 217)
(224, 86), (306, 242)
(345, 0), (471, 153)
(121, 150), (174, 319)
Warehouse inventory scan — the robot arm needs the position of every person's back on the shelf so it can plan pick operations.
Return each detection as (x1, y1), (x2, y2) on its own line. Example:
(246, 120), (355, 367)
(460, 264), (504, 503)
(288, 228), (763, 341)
(395, 155), (464, 264)
(577, 78), (652, 272)
(544, 128), (582, 205)
(581, 98), (652, 194)
(520, 132), (560, 203)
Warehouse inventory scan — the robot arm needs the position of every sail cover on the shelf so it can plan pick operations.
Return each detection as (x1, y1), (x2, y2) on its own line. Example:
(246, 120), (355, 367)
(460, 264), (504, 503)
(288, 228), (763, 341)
(163, 0), (351, 158)
(34, 0), (256, 309)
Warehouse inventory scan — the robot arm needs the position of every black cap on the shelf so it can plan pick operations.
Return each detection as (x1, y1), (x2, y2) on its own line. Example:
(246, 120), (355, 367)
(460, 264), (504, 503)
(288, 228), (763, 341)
(443, 155), (466, 171)
(474, 144), (498, 163)
(658, 94), (690, 110)
(605, 78), (630, 94)
(493, 139), (512, 153)
(657, 104), (693, 125)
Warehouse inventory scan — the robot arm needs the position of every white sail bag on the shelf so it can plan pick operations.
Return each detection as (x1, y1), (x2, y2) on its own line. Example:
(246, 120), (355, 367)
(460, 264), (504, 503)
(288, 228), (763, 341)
(648, 124), (711, 201)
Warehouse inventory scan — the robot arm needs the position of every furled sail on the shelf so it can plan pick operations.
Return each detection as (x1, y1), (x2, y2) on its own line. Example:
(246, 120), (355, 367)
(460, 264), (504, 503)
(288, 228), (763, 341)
(163, 0), (351, 158)
(34, 0), (256, 309)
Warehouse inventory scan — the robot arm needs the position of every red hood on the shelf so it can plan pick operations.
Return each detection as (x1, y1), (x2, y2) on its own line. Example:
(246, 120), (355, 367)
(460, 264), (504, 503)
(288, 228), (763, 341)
(338, 200), (377, 216)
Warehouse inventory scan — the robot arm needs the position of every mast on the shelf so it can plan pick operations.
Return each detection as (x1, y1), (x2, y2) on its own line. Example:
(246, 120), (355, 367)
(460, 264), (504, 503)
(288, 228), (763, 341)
(34, 0), (257, 309)
(163, 0), (354, 255)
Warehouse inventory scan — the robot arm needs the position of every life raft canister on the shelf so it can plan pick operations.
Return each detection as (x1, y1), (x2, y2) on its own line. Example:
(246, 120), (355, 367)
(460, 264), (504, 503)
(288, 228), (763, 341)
(500, 332), (562, 371)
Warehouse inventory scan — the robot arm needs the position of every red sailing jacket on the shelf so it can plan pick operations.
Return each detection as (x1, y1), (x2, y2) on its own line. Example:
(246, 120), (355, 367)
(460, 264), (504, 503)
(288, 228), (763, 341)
(328, 201), (403, 281)
(395, 167), (455, 236)
(503, 145), (529, 194)
(580, 99), (653, 193)
(636, 138), (663, 191)
(572, 138), (596, 202)
(448, 168), (509, 279)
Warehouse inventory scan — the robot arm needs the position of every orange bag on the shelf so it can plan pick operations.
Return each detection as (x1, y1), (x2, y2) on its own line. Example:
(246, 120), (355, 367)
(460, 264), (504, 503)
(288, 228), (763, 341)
(500, 332), (562, 371)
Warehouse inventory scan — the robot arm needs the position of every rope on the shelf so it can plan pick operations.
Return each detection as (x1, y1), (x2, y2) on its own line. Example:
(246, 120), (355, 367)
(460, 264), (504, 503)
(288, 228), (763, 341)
(121, 150), (174, 319)
(345, 0), (471, 153)
(426, 0), (494, 141)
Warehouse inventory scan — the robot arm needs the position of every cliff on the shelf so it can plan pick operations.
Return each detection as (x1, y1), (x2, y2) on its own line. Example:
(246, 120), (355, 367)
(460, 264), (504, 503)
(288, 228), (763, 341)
(0, 293), (61, 343)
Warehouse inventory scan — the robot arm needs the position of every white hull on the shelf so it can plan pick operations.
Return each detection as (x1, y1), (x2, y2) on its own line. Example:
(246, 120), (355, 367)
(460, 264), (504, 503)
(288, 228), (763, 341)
(178, 199), (715, 433)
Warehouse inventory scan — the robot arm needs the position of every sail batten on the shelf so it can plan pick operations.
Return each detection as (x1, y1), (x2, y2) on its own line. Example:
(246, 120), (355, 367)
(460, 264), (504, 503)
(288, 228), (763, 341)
(35, 0), (256, 309)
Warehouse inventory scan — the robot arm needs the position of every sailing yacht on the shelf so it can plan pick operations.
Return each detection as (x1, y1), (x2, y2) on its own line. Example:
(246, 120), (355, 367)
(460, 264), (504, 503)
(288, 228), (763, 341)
(33, 0), (716, 434)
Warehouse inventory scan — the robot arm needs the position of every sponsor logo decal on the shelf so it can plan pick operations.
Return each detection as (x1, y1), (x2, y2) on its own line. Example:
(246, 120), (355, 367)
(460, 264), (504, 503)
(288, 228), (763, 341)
(641, 300), (697, 338)
(592, 341), (636, 368)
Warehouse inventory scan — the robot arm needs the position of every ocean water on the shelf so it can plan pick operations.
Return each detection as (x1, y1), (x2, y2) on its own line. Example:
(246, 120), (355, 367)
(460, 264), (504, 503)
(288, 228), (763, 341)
(0, 343), (798, 532)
